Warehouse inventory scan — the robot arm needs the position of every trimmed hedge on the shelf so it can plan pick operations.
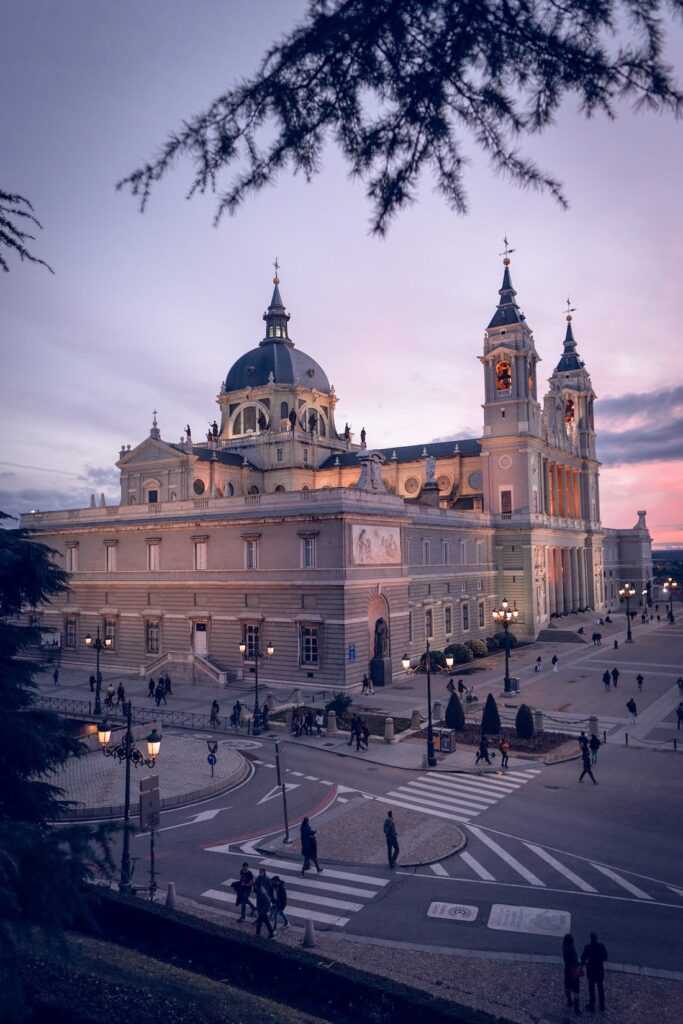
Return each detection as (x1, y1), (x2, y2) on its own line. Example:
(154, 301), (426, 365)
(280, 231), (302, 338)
(445, 643), (474, 664)
(481, 693), (501, 735)
(466, 639), (488, 658)
(516, 703), (535, 739)
(445, 692), (466, 730)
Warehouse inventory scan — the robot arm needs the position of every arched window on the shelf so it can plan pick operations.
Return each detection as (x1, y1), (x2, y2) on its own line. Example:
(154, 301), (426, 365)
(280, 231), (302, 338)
(248, 485), (259, 495)
(230, 402), (270, 437)
(226, 481), (235, 497)
(496, 360), (512, 391)
(280, 401), (289, 420)
(274, 484), (286, 492)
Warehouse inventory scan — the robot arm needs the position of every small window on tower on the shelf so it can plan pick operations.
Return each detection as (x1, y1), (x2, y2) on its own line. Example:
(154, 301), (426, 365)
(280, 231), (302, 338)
(496, 360), (512, 391)
(565, 398), (575, 423)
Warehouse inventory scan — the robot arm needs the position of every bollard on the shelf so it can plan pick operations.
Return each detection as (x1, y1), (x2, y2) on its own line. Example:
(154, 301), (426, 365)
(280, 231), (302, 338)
(674, 738), (678, 753)
(433, 700), (444, 723)
(589, 715), (599, 738)
(603, 730), (607, 744)
(326, 709), (337, 735)
(625, 732), (629, 746)
(410, 708), (422, 729)
(302, 918), (316, 948)
(384, 716), (395, 743)
(534, 710), (544, 735)
(165, 882), (176, 910)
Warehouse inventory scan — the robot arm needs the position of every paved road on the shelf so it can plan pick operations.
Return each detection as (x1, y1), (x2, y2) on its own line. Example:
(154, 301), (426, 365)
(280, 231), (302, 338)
(109, 731), (683, 974)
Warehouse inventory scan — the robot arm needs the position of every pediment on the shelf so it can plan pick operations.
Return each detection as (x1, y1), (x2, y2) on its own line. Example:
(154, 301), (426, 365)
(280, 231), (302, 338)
(117, 437), (187, 467)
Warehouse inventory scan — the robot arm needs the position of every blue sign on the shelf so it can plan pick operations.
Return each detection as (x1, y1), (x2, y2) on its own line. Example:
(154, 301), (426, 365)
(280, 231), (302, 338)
(347, 644), (356, 662)
(207, 754), (217, 766)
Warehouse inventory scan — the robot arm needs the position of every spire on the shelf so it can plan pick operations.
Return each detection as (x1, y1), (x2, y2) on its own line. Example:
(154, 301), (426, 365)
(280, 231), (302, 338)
(262, 257), (293, 346)
(487, 238), (523, 329)
(150, 409), (161, 440)
(556, 300), (584, 371)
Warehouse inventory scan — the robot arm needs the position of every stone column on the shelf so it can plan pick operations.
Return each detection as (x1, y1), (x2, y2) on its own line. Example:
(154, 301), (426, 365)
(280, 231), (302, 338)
(543, 460), (550, 514)
(555, 548), (565, 614)
(570, 547), (579, 611)
(574, 470), (580, 518)
(551, 464), (559, 517)
(547, 546), (555, 615)
(578, 548), (588, 609)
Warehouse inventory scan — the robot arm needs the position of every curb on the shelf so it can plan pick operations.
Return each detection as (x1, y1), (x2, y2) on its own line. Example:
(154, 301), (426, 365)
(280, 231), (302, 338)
(282, 740), (541, 776)
(56, 752), (252, 821)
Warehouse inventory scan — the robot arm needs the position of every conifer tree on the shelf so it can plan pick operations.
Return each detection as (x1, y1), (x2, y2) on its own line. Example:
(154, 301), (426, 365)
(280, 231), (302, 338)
(481, 693), (501, 735)
(445, 692), (465, 731)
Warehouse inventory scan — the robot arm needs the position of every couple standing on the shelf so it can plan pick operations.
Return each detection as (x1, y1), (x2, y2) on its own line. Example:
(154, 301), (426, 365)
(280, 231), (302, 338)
(563, 932), (608, 1014)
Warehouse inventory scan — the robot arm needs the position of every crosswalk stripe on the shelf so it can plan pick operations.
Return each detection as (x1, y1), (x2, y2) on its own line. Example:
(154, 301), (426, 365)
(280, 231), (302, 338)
(420, 772), (518, 795)
(397, 783), (491, 814)
(468, 826), (545, 886)
(498, 770), (538, 782)
(460, 850), (496, 881)
(203, 888), (242, 909)
(260, 858), (390, 886)
(590, 863), (652, 900)
(668, 885), (683, 897)
(415, 776), (500, 804)
(279, 905), (350, 926)
(404, 779), (492, 807)
(458, 774), (522, 791)
(525, 843), (597, 892)
(375, 793), (470, 823)
(429, 862), (449, 877)
(280, 888), (363, 912)
(250, 873), (377, 898)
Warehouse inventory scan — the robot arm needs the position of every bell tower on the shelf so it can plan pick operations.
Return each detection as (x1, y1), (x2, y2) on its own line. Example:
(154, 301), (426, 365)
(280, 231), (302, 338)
(480, 242), (542, 439)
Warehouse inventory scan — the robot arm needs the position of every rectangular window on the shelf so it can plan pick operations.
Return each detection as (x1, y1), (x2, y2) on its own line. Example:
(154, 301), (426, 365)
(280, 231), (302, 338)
(303, 447), (309, 465)
(408, 610), (413, 643)
(147, 543), (160, 571)
(301, 536), (316, 569)
(300, 624), (319, 666)
(476, 578), (483, 592)
(145, 619), (160, 654)
(442, 540), (449, 564)
(104, 617), (116, 651)
(500, 490), (513, 518)
(461, 581), (467, 595)
(66, 545), (79, 572)
(423, 539), (430, 564)
(243, 623), (259, 659)
(479, 602), (485, 628)
(462, 602), (470, 631)
(276, 448), (284, 463)
(194, 540), (208, 570)
(147, 489), (158, 504)
(476, 540), (484, 564)
(445, 605), (453, 635)
(425, 608), (434, 640)
(245, 539), (258, 570)
(105, 544), (117, 573)
(460, 539), (467, 564)
(64, 617), (77, 649)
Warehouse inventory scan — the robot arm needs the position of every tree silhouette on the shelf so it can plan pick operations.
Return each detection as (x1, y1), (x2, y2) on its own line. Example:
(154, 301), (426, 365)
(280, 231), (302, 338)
(516, 703), (535, 739)
(445, 692), (465, 731)
(0, 190), (53, 273)
(481, 692), (501, 735)
(121, 0), (683, 235)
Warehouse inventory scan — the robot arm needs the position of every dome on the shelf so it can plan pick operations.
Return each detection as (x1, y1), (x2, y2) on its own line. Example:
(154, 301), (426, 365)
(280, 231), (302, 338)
(224, 275), (331, 394)
(225, 341), (331, 393)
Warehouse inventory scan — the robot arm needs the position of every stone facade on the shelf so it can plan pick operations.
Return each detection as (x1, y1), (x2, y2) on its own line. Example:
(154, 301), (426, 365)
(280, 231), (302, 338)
(20, 260), (653, 690)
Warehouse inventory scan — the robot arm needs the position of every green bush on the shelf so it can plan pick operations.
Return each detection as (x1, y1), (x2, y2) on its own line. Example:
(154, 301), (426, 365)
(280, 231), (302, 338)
(494, 630), (518, 649)
(485, 636), (500, 652)
(481, 693), (501, 735)
(445, 693), (465, 730)
(515, 703), (535, 739)
(326, 693), (352, 718)
(417, 649), (446, 672)
(445, 643), (473, 664)
(467, 639), (488, 658)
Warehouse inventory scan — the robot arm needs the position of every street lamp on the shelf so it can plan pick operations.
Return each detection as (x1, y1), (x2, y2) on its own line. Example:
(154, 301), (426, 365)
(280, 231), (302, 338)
(492, 600), (519, 693)
(84, 626), (113, 716)
(618, 583), (637, 643)
(662, 577), (678, 624)
(98, 703), (162, 892)
(238, 635), (274, 736)
(402, 642), (438, 769)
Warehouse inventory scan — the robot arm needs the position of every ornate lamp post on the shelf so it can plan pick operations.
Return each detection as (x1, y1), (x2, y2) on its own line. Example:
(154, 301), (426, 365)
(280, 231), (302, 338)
(402, 646), (453, 769)
(618, 583), (637, 643)
(662, 577), (678, 624)
(98, 702), (161, 893)
(492, 600), (519, 692)
(84, 626), (112, 716)
(238, 636), (274, 736)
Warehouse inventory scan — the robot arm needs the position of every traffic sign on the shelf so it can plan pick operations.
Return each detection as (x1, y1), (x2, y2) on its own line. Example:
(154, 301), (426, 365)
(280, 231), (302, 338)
(207, 753), (217, 766)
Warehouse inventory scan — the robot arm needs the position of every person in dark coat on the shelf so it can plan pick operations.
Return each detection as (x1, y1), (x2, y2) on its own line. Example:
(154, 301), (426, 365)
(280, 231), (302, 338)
(561, 933), (582, 1015)
(581, 932), (608, 1012)
(578, 731), (589, 755)
(579, 747), (598, 785)
(89, 674), (96, 693)
(636, 673), (644, 692)
(551, 654), (559, 672)
(602, 670), (611, 691)
(148, 677), (155, 698)
(300, 816), (322, 874)
(254, 872), (274, 938)
(116, 682), (125, 705)
(475, 734), (492, 766)
(626, 697), (637, 722)
(347, 714), (360, 747)
(611, 667), (619, 687)
(383, 810), (399, 868)
(164, 673), (173, 695)
(677, 702), (683, 731)
(270, 876), (289, 930)
(589, 733), (601, 765)
(236, 862), (255, 920)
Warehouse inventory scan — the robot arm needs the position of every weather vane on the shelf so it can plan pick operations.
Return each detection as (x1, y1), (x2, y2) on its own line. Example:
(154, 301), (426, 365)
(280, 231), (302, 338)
(499, 236), (515, 265)
(565, 297), (576, 321)
(273, 256), (280, 284)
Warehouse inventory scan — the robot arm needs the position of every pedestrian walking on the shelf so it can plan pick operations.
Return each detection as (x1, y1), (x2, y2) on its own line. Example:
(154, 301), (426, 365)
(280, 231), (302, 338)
(475, 734), (492, 766)
(361, 674), (370, 694)
(231, 700), (242, 728)
(360, 722), (370, 750)
(235, 862), (256, 920)
(591, 632), (598, 646)
(636, 673), (644, 692)
(676, 702), (683, 731)
(383, 810), (400, 868)
(154, 680), (167, 706)
(253, 868), (274, 938)
(261, 704), (270, 731)
(457, 678), (465, 696)
(578, 746), (598, 785)
(581, 932), (608, 1012)
(116, 682), (125, 705)
(53, 667), (60, 687)
(589, 733), (601, 765)
(300, 817), (322, 874)
(89, 674), (96, 693)
(534, 656), (543, 672)
(611, 667), (619, 688)
(164, 673), (173, 695)
(270, 876), (289, 931)
(104, 683), (115, 708)
(498, 735), (510, 769)
(148, 677), (155, 698)
(613, 638), (619, 649)
(315, 711), (324, 736)
(210, 699), (220, 727)
(578, 731), (589, 754)
(626, 697), (637, 722)
(678, 677), (683, 695)
(602, 670), (611, 691)
(355, 718), (365, 751)
(561, 934), (582, 1015)
(551, 654), (559, 672)
(347, 714), (360, 747)
(596, 632), (602, 646)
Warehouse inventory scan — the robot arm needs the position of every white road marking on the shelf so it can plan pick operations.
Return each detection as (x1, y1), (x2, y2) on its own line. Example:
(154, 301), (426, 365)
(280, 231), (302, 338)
(320, 780), (333, 785)
(257, 783), (300, 805)
(337, 797), (349, 803)
(136, 806), (230, 838)
(429, 862), (449, 877)
(394, 786), (489, 815)
(525, 843), (597, 893)
(257, 873), (378, 898)
(260, 858), (390, 886)
(377, 793), (470, 823)
(668, 886), (683, 897)
(460, 850), (495, 881)
(418, 776), (504, 802)
(304, 775), (319, 781)
(468, 826), (545, 887)
(290, 771), (304, 776)
(590, 863), (653, 900)
(279, 905), (350, 926)
(404, 781), (492, 811)
(275, 889), (363, 912)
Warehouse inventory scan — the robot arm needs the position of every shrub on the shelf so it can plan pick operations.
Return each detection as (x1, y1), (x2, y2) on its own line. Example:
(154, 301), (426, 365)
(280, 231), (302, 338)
(516, 703), (535, 739)
(445, 692), (465, 730)
(445, 643), (473, 664)
(326, 693), (352, 718)
(485, 636), (500, 652)
(481, 693), (501, 735)
(417, 649), (446, 672)
(467, 639), (488, 658)
(494, 630), (518, 649)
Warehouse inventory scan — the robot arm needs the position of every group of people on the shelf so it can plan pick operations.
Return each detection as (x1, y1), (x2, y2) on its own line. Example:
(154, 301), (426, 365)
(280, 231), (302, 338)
(233, 863), (289, 937)
(347, 714), (370, 751)
(103, 681), (126, 708)
(291, 708), (324, 737)
(578, 731), (600, 784)
(147, 673), (172, 705)
(562, 932), (609, 1014)
(474, 734), (510, 769)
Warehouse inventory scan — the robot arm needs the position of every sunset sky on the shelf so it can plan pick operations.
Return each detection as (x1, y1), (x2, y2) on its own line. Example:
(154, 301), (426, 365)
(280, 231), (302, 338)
(2, 1), (682, 545)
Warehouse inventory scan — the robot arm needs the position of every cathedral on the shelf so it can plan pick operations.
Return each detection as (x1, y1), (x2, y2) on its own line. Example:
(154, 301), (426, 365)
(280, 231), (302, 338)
(21, 255), (653, 691)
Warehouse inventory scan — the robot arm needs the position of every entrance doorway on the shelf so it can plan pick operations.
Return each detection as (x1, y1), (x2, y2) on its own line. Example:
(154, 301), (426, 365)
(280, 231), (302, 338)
(193, 621), (208, 656)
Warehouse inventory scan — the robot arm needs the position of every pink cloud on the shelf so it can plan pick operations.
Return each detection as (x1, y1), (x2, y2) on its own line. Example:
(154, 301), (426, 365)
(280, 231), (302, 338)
(601, 461), (683, 547)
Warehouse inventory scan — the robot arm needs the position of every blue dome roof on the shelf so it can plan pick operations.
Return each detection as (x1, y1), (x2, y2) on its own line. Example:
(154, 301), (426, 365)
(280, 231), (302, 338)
(225, 341), (331, 392)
